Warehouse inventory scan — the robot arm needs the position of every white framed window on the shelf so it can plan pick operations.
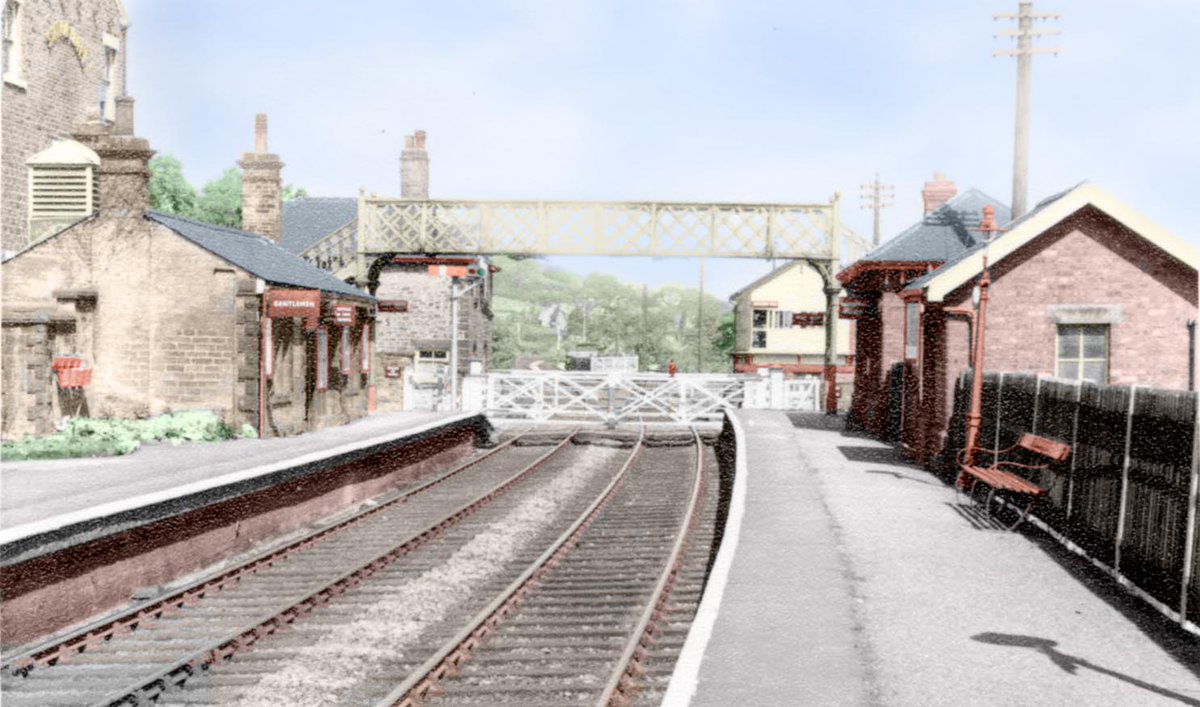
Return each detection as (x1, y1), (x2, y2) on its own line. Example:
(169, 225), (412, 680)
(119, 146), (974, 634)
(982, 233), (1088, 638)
(1056, 324), (1108, 384)
(751, 330), (767, 349)
(2, 0), (24, 88)
(100, 34), (120, 120)
(904, 302), (920, 360)
(416, 349), (449, 374)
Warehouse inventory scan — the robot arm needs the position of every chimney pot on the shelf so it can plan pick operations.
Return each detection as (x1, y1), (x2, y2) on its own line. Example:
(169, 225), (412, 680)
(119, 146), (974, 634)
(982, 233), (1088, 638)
(921, 172), (958, 215)
(114, 96), (135, 135)
(400, 129), (430, 199)
(255, 113), (268, 152)
(240, 114), (284, 241)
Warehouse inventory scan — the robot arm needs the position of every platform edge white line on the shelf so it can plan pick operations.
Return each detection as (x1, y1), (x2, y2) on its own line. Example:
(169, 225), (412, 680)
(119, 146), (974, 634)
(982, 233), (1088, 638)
(659, 407), (749, 707)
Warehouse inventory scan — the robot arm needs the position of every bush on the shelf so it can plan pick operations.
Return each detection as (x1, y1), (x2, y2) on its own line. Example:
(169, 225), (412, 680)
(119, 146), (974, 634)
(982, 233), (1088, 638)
(0, 411), (244, 461)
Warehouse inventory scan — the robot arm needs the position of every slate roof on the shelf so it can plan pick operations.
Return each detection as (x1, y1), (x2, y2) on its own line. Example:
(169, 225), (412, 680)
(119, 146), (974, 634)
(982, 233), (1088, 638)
(147, 211), (371, 301)
(902, 185), (1078, 293)
(280, 197), (357, 255)
(860, 188), (1011, 264)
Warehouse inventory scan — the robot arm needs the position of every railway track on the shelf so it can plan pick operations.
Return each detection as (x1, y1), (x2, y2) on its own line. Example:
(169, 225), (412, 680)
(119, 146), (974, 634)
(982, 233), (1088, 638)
(379, 428), (710, 707)
(2, 426), (720, 707)
(0, 427), (598, 706)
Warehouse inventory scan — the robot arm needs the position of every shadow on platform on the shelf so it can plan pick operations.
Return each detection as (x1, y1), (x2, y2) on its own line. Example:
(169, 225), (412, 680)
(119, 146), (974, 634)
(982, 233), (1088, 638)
(972, 632), (1200, 705)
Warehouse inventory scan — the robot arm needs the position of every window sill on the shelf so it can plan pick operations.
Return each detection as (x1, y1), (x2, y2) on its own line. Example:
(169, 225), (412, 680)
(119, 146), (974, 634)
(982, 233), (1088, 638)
(3, 73), (27, 90)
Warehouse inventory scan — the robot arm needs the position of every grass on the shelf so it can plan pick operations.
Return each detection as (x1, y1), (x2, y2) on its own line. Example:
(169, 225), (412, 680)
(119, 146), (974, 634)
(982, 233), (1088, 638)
(0, 412), (257, 461)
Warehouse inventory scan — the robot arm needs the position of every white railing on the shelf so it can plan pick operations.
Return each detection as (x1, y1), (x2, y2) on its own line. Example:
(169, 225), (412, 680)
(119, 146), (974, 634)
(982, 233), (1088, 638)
(469, 370), (821, 424)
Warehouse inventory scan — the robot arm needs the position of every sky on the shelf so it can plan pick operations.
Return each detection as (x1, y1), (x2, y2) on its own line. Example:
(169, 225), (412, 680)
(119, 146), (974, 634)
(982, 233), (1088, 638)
(122, 0), (1199, 301)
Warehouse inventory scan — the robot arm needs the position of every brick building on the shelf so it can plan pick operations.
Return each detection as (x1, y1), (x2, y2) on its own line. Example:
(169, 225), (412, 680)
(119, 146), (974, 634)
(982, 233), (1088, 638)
(728, 260), (853, 384)
(2, 0), (128, 256)
(846, 181), (1198, 466)
(839, 176), (1009, 440)
(1, 104), (374, 439)
(280, 130), (495, 411)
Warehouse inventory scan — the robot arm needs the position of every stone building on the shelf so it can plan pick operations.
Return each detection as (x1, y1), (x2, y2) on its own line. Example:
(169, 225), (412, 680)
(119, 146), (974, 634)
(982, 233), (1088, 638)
(0, 104), (374, 439)
(2, 0), (129, 256)
(842, 180), (1198, 466)
(280, 130), (495, 411)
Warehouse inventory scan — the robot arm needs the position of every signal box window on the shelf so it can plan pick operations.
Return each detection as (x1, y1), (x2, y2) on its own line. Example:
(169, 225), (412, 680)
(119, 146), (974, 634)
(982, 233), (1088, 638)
(752, 330), (766, 349)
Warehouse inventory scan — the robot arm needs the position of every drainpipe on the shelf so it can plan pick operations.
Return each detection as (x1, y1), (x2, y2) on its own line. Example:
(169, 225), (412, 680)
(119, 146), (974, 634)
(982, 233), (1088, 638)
(259, 286), (268, 439)
(1189, 319), (1196, 392)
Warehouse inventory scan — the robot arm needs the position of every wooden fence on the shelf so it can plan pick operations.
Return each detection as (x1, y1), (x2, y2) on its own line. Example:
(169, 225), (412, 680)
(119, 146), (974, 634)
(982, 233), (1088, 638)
(948, 372), (1200, 627)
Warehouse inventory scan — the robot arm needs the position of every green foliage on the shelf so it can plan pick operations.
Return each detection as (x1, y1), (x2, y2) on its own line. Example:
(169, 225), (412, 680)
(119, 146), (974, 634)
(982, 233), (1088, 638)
(146, 156), (307, 230)
(148, 155), (197, 216)
(0, 411), (243, 461)
(282, 184), (308, 202)
(193, 167), (243, 228)
(490, 256), (733, 373)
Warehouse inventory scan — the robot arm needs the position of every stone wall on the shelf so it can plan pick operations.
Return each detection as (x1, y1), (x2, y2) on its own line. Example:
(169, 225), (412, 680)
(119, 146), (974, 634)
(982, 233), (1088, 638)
(1, 218), (257, 435)
(1, 0), (127, 254)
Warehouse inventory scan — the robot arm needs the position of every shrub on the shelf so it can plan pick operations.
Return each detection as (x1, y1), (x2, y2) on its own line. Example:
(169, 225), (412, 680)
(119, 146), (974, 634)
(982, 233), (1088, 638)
(0, 411), (243, 461)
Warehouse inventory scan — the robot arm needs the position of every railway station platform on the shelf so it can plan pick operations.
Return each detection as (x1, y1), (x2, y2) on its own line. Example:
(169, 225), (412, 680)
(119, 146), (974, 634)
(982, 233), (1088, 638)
(0, 410), (477, 554)
(666, 410), (1200, 707)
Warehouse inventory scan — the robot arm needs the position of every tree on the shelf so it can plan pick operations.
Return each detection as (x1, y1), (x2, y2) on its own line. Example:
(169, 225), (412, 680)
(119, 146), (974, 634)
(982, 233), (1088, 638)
(282, 184), (308, 202)
(193, 168), (242, 228)
(148, 154), (197, 217)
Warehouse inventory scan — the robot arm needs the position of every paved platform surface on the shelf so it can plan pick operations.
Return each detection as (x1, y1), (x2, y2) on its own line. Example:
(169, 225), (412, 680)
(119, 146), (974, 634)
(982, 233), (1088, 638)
(670, 410), (1200, 706)
(0, 410), (466, 536)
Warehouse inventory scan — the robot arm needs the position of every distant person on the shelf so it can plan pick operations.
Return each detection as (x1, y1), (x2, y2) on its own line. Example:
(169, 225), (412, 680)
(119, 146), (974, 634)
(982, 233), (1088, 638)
(667, 359), (677, 377)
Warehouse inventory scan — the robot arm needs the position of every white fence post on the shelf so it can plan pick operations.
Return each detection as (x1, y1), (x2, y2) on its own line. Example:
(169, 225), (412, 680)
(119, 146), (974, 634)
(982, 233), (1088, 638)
(1115, 385), (1139, 573)
(1180, 391), (1200, 626)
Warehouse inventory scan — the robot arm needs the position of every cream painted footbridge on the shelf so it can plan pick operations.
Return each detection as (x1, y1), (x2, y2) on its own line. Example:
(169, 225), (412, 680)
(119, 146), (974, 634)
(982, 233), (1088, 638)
(302, 194), (872, 413)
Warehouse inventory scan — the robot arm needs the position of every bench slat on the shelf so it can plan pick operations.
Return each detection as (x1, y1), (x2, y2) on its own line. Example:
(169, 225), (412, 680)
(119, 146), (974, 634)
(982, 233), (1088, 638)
(960, 465), (1044, 496)
(1017, 433), (1070, 463)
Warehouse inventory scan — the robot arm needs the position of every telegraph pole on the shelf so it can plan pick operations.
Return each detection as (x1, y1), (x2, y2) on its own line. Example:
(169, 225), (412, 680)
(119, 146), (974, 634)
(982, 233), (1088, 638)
(859, 174), (894, 247)
(994, 2), (1061, 219)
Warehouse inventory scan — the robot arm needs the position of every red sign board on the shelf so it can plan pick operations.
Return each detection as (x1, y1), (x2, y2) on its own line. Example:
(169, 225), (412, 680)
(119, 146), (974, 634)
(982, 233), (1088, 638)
(333, 304), (356, 327)
(267, 289), (320, 319)
(751, 300), (779, 308)
(793, 311), (825, 327)
(839, 298), (875, 319)
(384, 364), (402, 379)
(378, 300), (409, 313)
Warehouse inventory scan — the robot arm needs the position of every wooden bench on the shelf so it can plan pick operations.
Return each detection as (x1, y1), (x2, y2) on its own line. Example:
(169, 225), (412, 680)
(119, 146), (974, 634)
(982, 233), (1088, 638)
(956, 433), (1071, 529)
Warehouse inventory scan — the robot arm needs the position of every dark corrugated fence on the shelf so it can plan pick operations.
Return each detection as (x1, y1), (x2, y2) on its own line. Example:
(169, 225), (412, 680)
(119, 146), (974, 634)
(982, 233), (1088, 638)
(949, 373), (1200, 626)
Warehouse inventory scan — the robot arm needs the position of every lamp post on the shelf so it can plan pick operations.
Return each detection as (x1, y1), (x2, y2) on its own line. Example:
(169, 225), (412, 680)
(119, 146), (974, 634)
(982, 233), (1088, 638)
(963, 205), (1002, 465)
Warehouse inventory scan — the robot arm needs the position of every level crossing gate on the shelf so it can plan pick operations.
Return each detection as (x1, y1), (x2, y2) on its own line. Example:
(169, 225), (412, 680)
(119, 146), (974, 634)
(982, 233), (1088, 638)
(462, 370), (821, 425)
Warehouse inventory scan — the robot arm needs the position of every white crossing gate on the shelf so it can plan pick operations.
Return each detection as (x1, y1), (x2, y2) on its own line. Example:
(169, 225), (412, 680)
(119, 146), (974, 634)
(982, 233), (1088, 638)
(472, 370), (821, 424)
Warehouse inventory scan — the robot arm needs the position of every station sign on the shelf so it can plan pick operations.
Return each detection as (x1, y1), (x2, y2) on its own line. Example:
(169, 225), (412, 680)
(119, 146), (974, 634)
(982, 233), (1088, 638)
(751, 300), (779, 308)
(378, 299), (409, 313)
(839, 298), (876, 319)
(793, 311), (825, 327)
(333, 304), (356, 327)
(267, 289), (320, 319)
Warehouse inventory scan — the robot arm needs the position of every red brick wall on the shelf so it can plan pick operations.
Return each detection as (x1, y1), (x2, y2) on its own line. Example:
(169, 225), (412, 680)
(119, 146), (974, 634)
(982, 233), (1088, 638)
(848, 289), (909, 436)
(910, 207), (1197, 464)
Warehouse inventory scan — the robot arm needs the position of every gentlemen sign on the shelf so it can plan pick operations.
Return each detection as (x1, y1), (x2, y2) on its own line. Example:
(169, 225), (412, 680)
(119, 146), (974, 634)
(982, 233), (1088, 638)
(267, 289), (320, 318)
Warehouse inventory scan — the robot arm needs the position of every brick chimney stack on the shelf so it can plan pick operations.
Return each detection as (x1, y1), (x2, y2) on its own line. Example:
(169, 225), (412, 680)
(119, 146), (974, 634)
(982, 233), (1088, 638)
(72, 98), (155, 218)
(400, 130), (429, 199)
(921, 172), (958, 215)
(239, 113), (284, 242)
